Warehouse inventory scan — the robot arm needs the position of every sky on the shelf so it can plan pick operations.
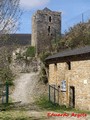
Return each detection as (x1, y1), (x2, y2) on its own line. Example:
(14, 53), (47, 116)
(17, 0), (90, 34)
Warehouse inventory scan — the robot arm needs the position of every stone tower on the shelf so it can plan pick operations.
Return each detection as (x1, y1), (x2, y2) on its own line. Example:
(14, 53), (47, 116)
(31, 7), (61, 54)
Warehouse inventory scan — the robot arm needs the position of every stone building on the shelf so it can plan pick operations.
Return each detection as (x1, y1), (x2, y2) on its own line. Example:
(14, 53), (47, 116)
(31, 7), (61, 54)
(45, 46), (90, 111)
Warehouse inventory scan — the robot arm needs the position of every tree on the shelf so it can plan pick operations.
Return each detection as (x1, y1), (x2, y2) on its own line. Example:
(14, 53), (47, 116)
(56, 21), (90, 51)
(0, 0), (21, 83)
(0, 0), (21, 34)
(65, 22), (90, 47)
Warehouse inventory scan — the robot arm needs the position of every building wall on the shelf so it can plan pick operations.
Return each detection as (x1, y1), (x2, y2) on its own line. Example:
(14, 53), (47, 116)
(49, 60), (90, 110)
(31, 8), (61, 54)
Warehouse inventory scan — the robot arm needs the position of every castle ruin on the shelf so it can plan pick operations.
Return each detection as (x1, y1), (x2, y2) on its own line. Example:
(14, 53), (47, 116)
(31, 7), (61, 54)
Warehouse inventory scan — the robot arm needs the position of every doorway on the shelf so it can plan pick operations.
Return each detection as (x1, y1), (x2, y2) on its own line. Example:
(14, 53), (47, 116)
(69, 86), (75, 108)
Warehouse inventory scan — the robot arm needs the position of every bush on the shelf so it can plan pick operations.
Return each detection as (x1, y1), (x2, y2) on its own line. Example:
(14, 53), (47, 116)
(25, 46), (35, 57)
(0, 67), (14, 85)
(35, 96), (63, 111)
(41, 67), (46, 75)
(16, 52), (23, 60)
(39, 66), (48, 84)
(58, 21), (90, 50)
(40, 75), (48, 84)
(39, 51), (51, 63)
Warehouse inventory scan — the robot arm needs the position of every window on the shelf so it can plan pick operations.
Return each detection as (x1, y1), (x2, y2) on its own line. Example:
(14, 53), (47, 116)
(49, 16), (51, 22)
(48, 26), (50, 33)
(54, 63), (57, 72)
(67, 61), (71, 70)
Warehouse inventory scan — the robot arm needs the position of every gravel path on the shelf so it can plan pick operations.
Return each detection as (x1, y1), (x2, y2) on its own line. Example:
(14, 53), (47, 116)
(11, 72), (39, 104)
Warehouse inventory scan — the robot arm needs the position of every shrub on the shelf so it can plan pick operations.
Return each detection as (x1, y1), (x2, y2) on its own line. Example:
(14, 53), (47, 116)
(39, 51), (51, 63)
(25, 46), (35, 57)
(16, 52), (23, 60)
(0, 67), (14, 85)
(40, 75), (48, 84)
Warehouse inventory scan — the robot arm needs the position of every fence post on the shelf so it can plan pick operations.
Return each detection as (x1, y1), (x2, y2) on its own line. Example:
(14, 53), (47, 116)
(6, 82), (9, 104)
(58, 86), (60, 104)
(49, 85), (50, 101)
(54, 85), (55, 104)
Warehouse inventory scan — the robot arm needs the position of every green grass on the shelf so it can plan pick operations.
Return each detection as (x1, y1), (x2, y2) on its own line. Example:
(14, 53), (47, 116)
(0, 111), (32, 120)
(25, 46), (35, 57)
(35, 96), (66, 112)
(0, 103), (47, 120)
(35, 96), (90, 114)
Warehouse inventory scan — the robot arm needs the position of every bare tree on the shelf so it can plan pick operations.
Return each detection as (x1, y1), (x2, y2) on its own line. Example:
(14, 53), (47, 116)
(0, 0), (21, 34)
(0, 0), (21, 83)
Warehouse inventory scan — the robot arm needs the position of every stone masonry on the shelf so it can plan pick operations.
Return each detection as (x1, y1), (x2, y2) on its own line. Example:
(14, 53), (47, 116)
(49, 60), (90, 111)
(31, 8), (61, 54)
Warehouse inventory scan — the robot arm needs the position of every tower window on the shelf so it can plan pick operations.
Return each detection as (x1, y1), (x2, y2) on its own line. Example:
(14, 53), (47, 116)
(49, 16), (51, 22)
(48, 26), (50, 33)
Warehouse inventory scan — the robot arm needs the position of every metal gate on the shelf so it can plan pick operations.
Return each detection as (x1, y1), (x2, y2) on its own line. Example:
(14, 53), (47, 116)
(49, 85), (60, 104)
(0, 82), (9, 104)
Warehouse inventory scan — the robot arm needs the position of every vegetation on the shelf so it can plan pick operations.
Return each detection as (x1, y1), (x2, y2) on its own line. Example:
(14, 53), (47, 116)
(0, 0), (21, 84)
(39, 51), (51, 64)
(56, 21), (90, 51)
(39, 67), (48, 84)
(0, 67), (14, 85)
(0, 103), (46, 120)
(36, 96), (90, 114)
(0, 0), (21, 34)
(16, 46), (36, 60)
(16, 52), (24, 60)
(0, 111), (32, 120)
(39, 52), (51, 84)
(0, 47), (14, 85)
(24, 46), (35, 58)
(36, 96), (63, 111)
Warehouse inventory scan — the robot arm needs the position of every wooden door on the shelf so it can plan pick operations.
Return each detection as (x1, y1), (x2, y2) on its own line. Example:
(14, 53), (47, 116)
(69, 86), (75, 108)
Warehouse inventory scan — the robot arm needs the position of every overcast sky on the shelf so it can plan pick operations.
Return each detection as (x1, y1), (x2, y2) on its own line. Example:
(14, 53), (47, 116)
(17, 0), (90, 33)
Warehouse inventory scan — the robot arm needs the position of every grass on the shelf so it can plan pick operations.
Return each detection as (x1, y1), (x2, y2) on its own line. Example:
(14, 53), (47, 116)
(25, 46), (35, 57)
(0, 111), (32, 120)
(0, 104), (47, 120)
(35, 96), (90, 114)
(0, 96), (89, 120)
(35, 96), (69, 113)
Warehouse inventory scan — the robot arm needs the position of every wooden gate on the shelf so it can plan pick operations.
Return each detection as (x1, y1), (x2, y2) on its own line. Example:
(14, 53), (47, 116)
(49, 85), (60, 104)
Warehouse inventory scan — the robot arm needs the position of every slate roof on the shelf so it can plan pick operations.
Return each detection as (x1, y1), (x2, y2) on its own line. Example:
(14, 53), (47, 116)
(45, 46), (90, 63)
(0, 34), (31, 46)
(43, 7), (51, 12)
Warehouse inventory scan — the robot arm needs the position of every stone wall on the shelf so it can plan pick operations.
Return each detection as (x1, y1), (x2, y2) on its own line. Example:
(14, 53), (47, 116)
(31, 8), (61, 54)
(49, 60), (90, 111)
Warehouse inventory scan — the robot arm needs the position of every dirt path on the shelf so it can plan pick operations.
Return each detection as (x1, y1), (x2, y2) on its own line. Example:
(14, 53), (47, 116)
(11, 72), (39, 104)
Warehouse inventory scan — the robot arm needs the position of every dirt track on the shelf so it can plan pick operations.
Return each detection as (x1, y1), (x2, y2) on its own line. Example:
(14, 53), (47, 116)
(11, 73), (39, 103)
